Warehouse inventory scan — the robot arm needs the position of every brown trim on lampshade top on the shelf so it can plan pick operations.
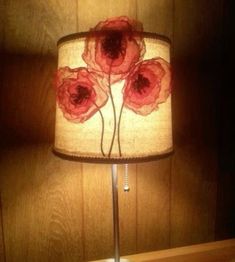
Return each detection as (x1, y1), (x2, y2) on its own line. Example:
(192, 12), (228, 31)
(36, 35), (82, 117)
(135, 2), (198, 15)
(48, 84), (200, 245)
(57, 31), (171, 46)
(52, 147), (174, 164)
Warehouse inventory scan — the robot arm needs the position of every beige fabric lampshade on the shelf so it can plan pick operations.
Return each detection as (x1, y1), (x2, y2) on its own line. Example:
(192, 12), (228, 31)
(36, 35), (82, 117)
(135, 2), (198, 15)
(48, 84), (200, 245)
(54, 31), (173, 163)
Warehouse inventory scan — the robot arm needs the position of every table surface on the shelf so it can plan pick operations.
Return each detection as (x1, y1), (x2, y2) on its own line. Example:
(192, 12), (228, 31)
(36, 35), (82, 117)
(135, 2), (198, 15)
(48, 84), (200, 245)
(93, 238), (235, 262)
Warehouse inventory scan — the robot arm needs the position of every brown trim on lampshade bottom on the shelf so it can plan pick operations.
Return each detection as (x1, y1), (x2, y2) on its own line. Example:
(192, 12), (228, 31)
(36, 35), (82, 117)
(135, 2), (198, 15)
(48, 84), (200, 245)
(52, 147), (174, 164)
(57, 31), (171, 46)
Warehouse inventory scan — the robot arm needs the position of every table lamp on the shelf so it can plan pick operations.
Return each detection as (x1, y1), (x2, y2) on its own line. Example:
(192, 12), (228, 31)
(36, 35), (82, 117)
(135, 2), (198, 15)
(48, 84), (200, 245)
(53, 16), (172, 262)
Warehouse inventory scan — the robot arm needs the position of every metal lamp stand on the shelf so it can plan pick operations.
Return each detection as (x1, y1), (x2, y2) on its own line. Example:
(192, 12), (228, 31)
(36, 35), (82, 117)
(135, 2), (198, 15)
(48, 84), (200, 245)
(111, 164), (120, 262)
(106, 164), (129, 262)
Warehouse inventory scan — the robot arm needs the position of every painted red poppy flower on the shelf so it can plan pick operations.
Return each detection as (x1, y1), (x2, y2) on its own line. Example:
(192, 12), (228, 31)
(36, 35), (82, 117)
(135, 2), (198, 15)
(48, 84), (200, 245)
(55, 67), (108, 123)
(54, 66), (79, 89)
(82, 16), (145, 83)
(123, 58), (171, 115)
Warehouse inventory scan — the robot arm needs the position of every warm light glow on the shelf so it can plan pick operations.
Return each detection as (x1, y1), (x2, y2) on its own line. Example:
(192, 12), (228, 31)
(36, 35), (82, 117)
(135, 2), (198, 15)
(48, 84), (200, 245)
(54, 36), (172, 162)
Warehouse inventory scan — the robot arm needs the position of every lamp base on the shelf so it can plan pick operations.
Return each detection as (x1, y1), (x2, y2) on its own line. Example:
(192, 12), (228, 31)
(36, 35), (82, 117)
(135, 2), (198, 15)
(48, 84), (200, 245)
(103, 259), (130, 262)
(91, 259), (130, 262)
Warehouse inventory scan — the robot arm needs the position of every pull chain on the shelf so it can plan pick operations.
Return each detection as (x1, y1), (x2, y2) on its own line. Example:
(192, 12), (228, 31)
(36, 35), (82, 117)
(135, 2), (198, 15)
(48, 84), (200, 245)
(123, 164), (130, 192)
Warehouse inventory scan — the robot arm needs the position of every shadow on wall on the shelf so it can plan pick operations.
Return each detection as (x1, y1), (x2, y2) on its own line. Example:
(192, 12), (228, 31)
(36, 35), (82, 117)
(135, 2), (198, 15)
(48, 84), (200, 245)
(0, 54), (57, 145)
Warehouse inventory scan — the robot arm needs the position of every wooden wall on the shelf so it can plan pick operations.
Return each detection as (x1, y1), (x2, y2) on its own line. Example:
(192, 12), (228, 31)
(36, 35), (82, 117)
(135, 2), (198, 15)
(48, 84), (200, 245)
(215, 0), (235, 240)
(0, 0), (234, 261)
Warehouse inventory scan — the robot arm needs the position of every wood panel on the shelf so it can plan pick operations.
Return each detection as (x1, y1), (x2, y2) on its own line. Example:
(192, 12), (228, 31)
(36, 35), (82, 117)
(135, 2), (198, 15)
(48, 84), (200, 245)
(136, 159), (172, 252)
(172, 0), (224, 63)
(135, 0), (173, 253)
(0, 1), (84, 262)
(0, 192), (6, 262)
(82, 164), (113, 261)
(4, 0), (77, 55)
(0, 0), (232, 261)
(118, 164), (137, 255)
(77, 0), (137, 32)
(96, 239), (235, 262)
(82, 164), (138, 259)
(215, 0), (235, 241)
(0, 0), (5, 258)
(171, 0), (223, 247)
(0, 55), (56, 144)
(124, 239), (235, 262)
(0, 0), (3, 50)
(0, 0), (78, 144)
(0, 0), (5, 151)
(137, 0), (174, 39)
(0, 144), (84, 262)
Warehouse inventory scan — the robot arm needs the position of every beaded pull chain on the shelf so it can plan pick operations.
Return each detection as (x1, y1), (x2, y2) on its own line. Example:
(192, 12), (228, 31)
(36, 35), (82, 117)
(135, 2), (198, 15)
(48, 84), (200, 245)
(123, 164), (130, 192)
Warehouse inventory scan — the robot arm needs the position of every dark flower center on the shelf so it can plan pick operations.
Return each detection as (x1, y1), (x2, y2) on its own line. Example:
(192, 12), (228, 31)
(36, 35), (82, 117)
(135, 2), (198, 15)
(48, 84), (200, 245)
(133, 74), (150, 94)
(101, 31), (124, 60)
(70, 85), (91, 105)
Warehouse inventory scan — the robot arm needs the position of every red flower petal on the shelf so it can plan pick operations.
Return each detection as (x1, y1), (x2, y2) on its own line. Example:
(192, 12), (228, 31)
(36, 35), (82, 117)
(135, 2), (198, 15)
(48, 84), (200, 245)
(54, 67), (108, 123)
(82, 16), (145, 84)
(123, 58), (171, 115)
(94, 16), (143, 32)
(54, 66), (79, 89)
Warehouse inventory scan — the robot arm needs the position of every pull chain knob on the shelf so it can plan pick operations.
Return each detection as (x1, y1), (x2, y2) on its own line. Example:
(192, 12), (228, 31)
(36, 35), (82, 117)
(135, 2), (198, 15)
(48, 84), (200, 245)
(123, 164), (130, 192)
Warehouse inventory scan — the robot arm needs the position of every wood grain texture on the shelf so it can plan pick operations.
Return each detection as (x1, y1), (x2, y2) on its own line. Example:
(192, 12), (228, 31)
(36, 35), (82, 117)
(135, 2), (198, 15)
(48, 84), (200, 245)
(136, 0), (173, 253)
(171, 66), (218, 245)
(125, 239), (235, 262)
(0, 0), (5, 149)
(0, 0), (233, 261)
(137, 0), (173, 38)
(215, 0), (235, 240)
(0, 0), (4, 51)
(82, 164), (113, 261)
(0, 192), (6, 262)
(96, 239), (235, 262)
(118, 164), (137, 255)
(4, 0), (77, 55)
(0, 144), (84, 262)
(136, 159), (171, 253)
(0, 55), (56, 145)
(171, 65), (218, 247)
(0, 0), (5, 258)
(171, 0), (223, 247)
(77, 0), (137, 32)
(172, 0), (224, 62)
(1, 0), (78, 143)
